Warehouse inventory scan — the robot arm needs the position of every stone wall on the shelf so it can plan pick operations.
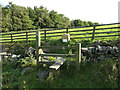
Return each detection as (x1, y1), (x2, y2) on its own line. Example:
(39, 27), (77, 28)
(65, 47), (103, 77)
(82, 45), (119, 61)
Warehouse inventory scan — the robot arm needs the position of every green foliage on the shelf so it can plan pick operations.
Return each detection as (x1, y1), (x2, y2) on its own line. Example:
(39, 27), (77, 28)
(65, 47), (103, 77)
(48, 57), (55, 61)
(2, 58), (119, 88)
(2, 2), (99, 32)
(71, 19), (99, 27)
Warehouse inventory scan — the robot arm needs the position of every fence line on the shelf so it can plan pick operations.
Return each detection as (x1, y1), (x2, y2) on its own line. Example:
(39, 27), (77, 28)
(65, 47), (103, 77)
(0, 23), (120, 43)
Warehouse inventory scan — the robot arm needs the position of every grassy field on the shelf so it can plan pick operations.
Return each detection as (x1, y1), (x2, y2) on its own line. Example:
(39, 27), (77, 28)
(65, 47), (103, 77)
(1, 23), (120, 43)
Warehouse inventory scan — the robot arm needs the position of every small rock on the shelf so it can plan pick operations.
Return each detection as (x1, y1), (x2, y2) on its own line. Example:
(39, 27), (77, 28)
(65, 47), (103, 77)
(12, 54), (17, 58)
(11, 54), (18, 63)
(37, 71), (49, 79)
(113, 46), (118, 53)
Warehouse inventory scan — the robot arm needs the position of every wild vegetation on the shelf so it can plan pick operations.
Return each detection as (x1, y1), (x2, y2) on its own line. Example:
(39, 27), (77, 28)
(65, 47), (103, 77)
(2, 39), (120, 88)
(1, 2), (120, 89)
(1, 2), (99, 32)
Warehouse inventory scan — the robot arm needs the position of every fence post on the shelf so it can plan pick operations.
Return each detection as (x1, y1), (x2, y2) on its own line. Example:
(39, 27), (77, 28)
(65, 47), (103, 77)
(66, 28), (69, 34)
(36, 31), (41, 67)
(92, 25), (96, 40)
(10, 33), (13, 43)
(76, 43), (81, 72)
(26, 31), (28, 43)
(44, 30), (46, 43)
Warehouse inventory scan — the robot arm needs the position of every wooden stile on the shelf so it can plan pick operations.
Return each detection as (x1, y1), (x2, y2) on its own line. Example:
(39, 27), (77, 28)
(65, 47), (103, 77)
(36, 31), (41, 67)
(76, 43), (81, 72)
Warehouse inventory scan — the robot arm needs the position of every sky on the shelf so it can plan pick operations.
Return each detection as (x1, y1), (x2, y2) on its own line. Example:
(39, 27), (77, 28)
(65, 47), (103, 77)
(0, 0), (120, 24)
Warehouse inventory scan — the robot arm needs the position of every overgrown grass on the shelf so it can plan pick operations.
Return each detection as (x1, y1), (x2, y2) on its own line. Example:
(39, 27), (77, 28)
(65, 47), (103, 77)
(2, 57), (119, 88)
(2, 38), (120, 88)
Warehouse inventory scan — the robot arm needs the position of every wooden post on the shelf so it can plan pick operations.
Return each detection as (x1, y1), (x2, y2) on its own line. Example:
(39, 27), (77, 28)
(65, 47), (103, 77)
(36, 31), (41, 67)
(26, 31), (28, 43)
(66, 28), (68, 34)
(92, 25), (96, 40)
(44, 30), (46, 43)
(11, 33), (13, 43)
(76, 43), (81, 71)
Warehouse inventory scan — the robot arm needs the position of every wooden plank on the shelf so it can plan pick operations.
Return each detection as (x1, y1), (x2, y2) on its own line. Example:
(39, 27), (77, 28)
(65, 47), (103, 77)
(0, 42), (12, 43)
(0, 52), (7, 55)
(36, 31), (41, 67)
(39, 54), (75, 57)
(39, 46), (76, 49)
(94, 23), (120, 26)
(49, 59), (66, 70)
(95, 34), (120, 37)
(1, 33), (11, 35)
(95, 27), (120, 31)
(94, 31), (120, 34)
(76, 43), (81, 72)
(81, 48), (88, 51)
(45, 28), (66, 31)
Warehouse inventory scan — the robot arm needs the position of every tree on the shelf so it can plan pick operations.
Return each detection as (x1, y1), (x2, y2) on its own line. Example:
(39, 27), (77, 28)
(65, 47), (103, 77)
(2, 5), (12, 32)
(84, 21), (89, 26)
(88, 21), (94, 26)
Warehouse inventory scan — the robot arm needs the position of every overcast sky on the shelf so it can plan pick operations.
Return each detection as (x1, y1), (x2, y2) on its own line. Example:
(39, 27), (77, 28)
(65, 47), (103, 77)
(0, 0), (120, 24)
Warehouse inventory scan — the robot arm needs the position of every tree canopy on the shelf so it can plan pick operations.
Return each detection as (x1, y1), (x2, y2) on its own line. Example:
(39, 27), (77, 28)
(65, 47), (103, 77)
(1, 2), (99, 32)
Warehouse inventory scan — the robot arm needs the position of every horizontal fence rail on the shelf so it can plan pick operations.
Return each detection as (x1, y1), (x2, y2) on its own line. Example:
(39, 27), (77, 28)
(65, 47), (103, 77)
(0, 23), (120, 43)
(39, 53), (75, 57)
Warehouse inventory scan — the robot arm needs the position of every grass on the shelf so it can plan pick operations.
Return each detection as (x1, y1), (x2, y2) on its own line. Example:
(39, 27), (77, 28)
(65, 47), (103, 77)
(2, 36), (120, 88)
(1, 23), (120, 43)
(2, 57), (119, 88)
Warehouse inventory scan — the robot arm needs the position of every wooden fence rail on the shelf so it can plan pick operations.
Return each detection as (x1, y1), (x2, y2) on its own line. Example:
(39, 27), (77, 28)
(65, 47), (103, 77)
(0, 23), (120, 43)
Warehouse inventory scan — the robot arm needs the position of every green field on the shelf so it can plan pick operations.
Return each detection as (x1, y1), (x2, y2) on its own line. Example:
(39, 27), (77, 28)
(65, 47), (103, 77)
(1, 23), (120, 43)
